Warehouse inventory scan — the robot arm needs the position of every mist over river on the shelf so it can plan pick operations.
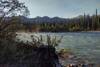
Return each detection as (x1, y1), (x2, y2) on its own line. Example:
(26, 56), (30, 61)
(16, 32), (100, 64)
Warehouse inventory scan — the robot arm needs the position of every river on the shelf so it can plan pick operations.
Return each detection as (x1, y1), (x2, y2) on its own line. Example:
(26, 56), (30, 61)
(16, 32), (100, 64)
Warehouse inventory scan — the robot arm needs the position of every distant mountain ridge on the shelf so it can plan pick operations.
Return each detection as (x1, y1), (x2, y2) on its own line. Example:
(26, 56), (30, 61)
(4, 15), (100, 24)
(3, 16), (71, 24)
(20, 16), (70, 24)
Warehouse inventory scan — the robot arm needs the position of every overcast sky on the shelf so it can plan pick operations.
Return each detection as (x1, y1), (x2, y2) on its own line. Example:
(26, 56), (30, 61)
(19, 0), (100, 18)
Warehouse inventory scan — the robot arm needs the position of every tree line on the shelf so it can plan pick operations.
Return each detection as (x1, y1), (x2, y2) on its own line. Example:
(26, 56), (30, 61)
(15, 9), (100, 32)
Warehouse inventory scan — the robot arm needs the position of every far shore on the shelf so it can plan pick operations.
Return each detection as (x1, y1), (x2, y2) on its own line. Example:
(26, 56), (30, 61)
(16, 30), (100, 33)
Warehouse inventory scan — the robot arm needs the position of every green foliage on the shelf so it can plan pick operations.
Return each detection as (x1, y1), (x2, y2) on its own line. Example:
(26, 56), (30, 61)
(0, 0), (30, 64)
(0, 0), (30, 39)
